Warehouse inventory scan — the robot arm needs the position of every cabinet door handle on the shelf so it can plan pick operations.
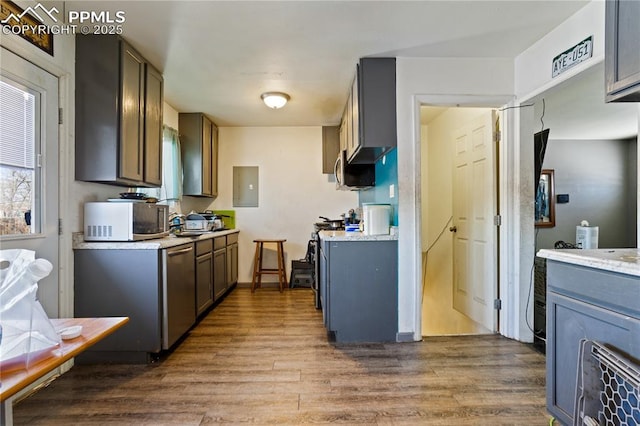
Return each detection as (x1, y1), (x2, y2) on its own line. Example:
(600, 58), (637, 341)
(449, 226), (457, 233)
(169, 246), (193, 256)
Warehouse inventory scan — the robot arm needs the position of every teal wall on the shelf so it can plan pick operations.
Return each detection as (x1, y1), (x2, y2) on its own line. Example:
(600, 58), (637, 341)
(358, 148), (399, 225)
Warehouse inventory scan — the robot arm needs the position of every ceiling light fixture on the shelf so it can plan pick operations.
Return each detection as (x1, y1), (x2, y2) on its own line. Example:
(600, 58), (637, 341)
(261, 92), (290, 109)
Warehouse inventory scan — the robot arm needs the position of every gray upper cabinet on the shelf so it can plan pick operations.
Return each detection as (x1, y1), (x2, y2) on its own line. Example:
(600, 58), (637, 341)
(119, 44), (145, 182)
(605, 0), (640, 102)
(342, 58), (397, 164)
(179, 113), (219, 197)
(321, 126), (340, 174)
(144, 65), (164, 186)
(346, 72), (360, 160)
(75, 35), (163, 187)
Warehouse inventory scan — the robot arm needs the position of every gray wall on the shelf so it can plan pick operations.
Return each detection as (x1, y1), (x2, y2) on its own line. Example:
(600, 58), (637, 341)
(536, 138), (637, 250)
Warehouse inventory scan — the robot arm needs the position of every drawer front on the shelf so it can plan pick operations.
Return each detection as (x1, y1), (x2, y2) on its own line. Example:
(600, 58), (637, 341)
(196, 239), (213, 256)
(226, 232), (239, 245)
(547, 261), (640, 319)
(214, 236), (226, 250)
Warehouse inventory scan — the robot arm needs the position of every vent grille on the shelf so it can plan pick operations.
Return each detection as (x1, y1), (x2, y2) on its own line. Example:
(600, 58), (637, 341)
(575, 340), (640, 426)
(87, 225), (112, 238)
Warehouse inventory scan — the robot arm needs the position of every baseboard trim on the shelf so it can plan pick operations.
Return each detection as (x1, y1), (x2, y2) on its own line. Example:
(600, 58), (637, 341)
(236, 282), (291, 289)
(396, 332), (419, 342)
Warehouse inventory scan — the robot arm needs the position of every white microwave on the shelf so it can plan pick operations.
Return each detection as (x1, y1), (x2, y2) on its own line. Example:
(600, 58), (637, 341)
(84, 202), (169, 241)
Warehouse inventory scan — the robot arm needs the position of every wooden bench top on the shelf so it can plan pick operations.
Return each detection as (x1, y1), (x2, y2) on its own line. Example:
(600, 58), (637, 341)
(0, 317), (129, 402)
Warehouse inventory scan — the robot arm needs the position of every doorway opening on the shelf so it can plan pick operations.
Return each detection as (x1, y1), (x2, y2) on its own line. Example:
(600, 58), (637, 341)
(520, 62), (638, 351)
(420, 105), (499, 337)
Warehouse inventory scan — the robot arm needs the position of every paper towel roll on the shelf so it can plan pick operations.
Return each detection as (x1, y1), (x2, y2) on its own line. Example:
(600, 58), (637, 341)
(576, 222), (599, 249)
(363, 204), (391, 235)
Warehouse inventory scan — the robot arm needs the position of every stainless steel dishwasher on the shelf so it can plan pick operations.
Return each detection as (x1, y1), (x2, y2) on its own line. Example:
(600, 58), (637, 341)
(162, 243), (196, 349)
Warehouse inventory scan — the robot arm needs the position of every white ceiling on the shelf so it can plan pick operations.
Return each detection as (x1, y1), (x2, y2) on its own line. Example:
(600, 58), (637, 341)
(66, 0), (592, 127)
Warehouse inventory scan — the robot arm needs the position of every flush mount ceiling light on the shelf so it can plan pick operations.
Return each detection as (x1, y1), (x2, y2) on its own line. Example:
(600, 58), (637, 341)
(261, 92), (290, 109)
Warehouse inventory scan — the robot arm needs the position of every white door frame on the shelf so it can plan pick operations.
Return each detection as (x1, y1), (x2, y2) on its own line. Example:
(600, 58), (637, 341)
(0, 41), (74, 319)
(1, 47), (60, 316)
(411, 94), (516, 340)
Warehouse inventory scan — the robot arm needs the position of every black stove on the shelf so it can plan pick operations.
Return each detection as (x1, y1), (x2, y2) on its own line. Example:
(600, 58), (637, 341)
(310, 222), (345, 309)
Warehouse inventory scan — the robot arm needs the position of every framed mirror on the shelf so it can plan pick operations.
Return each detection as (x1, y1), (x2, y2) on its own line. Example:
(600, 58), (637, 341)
(535, 169), (555, 227)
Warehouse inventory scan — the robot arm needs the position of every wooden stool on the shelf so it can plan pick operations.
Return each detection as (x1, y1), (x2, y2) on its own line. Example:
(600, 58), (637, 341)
(251, 239), (287, 292)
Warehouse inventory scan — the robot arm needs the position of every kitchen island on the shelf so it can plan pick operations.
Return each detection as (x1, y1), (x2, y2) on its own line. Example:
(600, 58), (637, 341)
(318, 230), (398, 343)
(73, 230), (239, 363)
(536, 248), (640, 426)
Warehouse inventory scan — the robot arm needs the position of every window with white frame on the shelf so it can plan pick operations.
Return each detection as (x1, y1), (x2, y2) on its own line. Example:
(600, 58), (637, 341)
(0, 78), (40, 236)
(137, 125), (183, 207)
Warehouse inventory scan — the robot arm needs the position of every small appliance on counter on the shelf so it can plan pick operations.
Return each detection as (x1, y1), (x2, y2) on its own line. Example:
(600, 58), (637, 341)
(184, 213), (209, 231)
(362, 204), (391, 235)
(345, 224), (360, 232)
(199, 211), (229, 231)
(107, 192), (158, 203)
(211, 210), (236, 229)
(84, 202), (169, 241)
(169, 213), (185, 233)
(317, 216), (345, 231)
(576, 220), (599, 249)
(184, 211), (232, 232)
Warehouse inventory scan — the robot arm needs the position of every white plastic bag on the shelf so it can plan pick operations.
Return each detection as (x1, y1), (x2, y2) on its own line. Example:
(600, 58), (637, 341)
(0, 249), (60, 371)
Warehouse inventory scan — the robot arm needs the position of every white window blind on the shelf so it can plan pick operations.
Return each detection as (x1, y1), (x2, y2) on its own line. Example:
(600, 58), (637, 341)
(0, 80), (35, 170)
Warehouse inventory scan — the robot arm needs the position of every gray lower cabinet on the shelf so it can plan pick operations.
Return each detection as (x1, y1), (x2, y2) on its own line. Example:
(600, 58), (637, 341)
(226, 232), (239, 287)
(546, 260), (640, 425)
(195, 239), (214, 316)
(74, 249), (164, 363)
(199, 233), (239, 311)
(322, 126), (340, 174)
(74, 244), (196, 363)
(320, 239), (398, 343)
(213, 236), (227, 300)
(605, 0), (640, 102)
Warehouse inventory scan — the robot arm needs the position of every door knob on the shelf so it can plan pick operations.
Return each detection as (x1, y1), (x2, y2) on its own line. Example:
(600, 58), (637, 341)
(449, 226), (457, 233)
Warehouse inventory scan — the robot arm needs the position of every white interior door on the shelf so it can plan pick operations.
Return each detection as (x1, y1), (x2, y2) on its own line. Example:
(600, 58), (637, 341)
(0, 47), (59, 317)
(452, 110), (497, 331)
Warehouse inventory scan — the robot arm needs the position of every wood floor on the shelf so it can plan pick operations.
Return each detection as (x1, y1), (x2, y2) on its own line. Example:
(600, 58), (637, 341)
(13, 288), (550, 425)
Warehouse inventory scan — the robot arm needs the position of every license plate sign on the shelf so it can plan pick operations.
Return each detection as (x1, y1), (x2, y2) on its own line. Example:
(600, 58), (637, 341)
(552, 36), (593, 78)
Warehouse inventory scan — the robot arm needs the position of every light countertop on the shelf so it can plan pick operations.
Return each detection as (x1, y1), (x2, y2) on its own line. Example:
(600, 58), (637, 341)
(319, 230), (398, 242)
(537, 248), (640, 277)
(73, 229), (239, 250)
